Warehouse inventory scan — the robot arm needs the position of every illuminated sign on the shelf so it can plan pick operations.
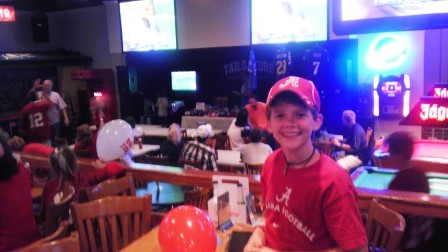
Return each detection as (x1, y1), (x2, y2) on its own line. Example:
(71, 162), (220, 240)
(93, 92), (103, 97)
(434, 88), (448, 98)
(0, 6), (15, 22)
(420, 104), (448, 122)
(400, 97), (448, 127)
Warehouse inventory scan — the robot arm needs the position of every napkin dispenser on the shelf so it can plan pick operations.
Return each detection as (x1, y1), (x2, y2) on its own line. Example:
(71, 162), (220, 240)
(208, 175), (249, 224)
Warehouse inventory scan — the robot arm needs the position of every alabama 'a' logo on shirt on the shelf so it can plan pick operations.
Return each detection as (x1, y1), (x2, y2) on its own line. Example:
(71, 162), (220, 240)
(275, 186), (292, 206)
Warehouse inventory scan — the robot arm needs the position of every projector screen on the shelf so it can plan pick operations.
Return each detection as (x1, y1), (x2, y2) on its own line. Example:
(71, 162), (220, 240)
(119, 0), (177, 52)
(251, 0), (327, 44)
(333, 0), (448, 35)
(171, 71), (197, 91)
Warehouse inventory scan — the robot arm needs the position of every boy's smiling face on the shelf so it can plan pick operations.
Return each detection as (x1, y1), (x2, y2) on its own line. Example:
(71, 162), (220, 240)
(268, 102), (322, 153)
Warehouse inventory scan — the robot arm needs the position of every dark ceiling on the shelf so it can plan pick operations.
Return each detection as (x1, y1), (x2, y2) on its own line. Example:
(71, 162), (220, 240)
(4, 0), (115, 12)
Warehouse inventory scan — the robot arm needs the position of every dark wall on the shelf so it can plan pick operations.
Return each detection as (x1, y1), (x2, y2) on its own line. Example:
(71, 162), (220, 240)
(124, 39), (358, 133)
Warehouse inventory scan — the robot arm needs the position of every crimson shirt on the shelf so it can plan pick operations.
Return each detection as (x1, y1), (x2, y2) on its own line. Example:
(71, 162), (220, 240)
(261, 150), (367, 251)
(0, 164), (40, 251)
(20, 101), (52, 143)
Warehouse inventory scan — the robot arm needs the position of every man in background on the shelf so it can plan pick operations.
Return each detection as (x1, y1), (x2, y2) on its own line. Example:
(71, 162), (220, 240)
(245, 97), (267, 130)
(41, 79), (69, 146)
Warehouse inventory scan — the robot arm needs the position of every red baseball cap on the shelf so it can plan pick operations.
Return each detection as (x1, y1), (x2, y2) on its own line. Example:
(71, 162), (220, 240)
(266, 76), (320, 112)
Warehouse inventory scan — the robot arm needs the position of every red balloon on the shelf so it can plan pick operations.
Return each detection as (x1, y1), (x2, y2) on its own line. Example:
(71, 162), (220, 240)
(158, 205), (217, 252)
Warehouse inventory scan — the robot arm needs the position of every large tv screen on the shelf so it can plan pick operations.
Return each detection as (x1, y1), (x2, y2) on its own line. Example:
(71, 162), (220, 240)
(119, 0), (177, 52)
(333, 0), (448, 35)
(251, 0), (327, 44)
(171, 71), (197, 91)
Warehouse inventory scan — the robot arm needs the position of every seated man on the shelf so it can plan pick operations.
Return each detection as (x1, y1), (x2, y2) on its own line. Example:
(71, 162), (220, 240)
(331, 110), (369, 171)
(179, 124), (218, 171)
(385, 131), (433, 251)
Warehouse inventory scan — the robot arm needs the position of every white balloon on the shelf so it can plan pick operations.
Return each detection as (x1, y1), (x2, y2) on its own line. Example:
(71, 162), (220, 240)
(96, 119), (134, 162)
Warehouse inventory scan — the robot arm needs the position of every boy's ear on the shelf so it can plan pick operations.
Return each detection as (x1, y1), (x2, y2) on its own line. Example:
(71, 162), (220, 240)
(312, 114), (323, 131)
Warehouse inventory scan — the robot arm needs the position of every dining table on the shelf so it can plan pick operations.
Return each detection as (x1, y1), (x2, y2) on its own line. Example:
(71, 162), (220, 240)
(121, 223), (254, 252)
(216, 149), (244, 173)
(135, 181), (185, 207)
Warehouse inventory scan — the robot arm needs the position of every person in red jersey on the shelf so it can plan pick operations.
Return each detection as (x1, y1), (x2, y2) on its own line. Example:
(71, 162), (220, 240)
(244, 76), (367, 252)
(0, 136), (40, 251)
(20, 91), (52, 146)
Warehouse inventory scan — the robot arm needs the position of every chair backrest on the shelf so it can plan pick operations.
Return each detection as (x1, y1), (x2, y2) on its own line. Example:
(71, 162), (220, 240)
(18, 231), (80, 252)
(85, 173), (136, 201)
(178, 157), (202, 170)
(213, 96), (228, 108)
(245, 163), (263, 175)
(144, 154), (169, 166)
(17, 221), (70, 252)
(184, 187), (212, 210)
(313, 141), (335, 156)
(365, 198), (406, 252)
(214, 134), (231, 150)
(43, 185), (75, 237)
(75, 149), (93, 158)
(54, 137), (68, 148)
(71, 195), (152, 252)
(205, 138), (216, 149)
(181, 129), (189, 143)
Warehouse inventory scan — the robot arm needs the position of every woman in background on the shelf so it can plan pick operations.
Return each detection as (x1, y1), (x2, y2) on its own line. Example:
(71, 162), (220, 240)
(160, 123), (184, 165)
(0, 136), (40, 251)
(73, 124), (98, 158)
(227, 108), (250, 151)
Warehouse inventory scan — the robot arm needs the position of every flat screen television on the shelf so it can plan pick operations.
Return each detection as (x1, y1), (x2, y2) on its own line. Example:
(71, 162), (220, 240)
(251, 0), (327, 44)
(171, 71), (197, 91)
(333, 0), (448, 35)
(119, 0), (177, 52)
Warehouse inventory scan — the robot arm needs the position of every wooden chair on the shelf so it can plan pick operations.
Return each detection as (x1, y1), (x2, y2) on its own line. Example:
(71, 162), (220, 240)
(313, 141), (335, 156)
(245, 163), (263, 175)
(181, 128), (189, 143)
(214, 134), (231, 150)
(144, 154), (170, 166)
(17, 221), (70, 252)
(84, 173), (136, 201)
(71, 195), (152, 252)
(178, 157), (202, 170)
(213, 96), (228, 108)
(54, 137), (68, 148)
(365, 198), (406, 252)
(205, 137), (216, 149)
(42, 185), (75, 237)
(184, 187), (212, 210)
(18, 231), (80, 252)
(74, 149), (93, 158)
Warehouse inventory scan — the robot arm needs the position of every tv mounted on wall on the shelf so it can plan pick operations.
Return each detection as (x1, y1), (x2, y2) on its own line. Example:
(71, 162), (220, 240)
(332, 0), (448, 35)
(119, 0), (177, 52)
(251, 0), (328, 44)
(171, 71), (197, 91)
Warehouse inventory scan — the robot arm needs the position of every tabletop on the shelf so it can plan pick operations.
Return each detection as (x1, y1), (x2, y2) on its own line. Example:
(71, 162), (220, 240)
(216, 149), (244, 168)
(135, 181), (185, 207)
(129, 144), (160, 157)
(121, 223), (254, 252)
(136, 124), (224, 138)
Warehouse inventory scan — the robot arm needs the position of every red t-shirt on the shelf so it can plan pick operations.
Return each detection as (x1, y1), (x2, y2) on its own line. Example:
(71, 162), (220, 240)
(261, 150), (367, 251)
(20, 101), (52, 143)
(245, 102), (267, 130)
(0, 164), (40, 251)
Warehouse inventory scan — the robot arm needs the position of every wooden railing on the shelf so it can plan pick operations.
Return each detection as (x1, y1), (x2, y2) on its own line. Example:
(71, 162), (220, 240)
(17, 152), (448, 219)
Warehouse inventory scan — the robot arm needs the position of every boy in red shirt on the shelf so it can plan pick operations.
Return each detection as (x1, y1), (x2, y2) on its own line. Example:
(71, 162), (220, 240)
(244, 76), (367, 251)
